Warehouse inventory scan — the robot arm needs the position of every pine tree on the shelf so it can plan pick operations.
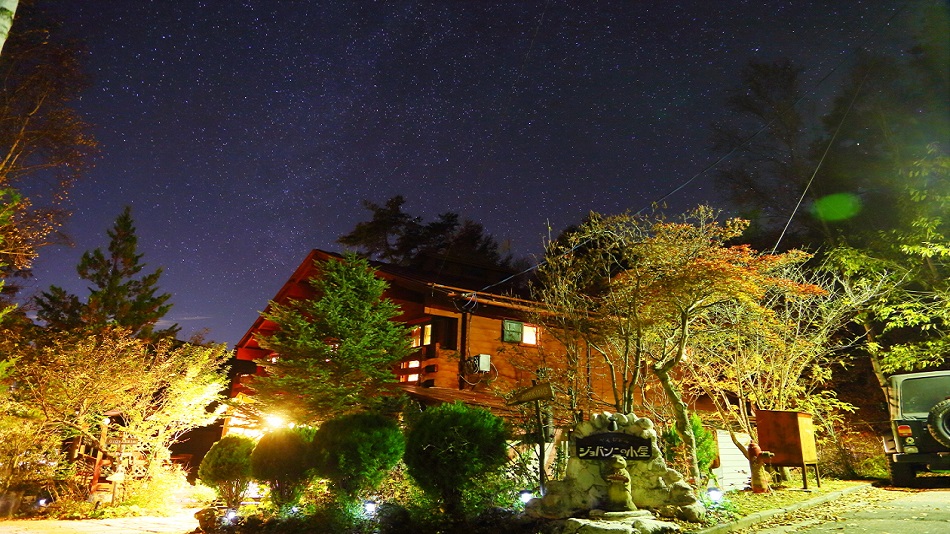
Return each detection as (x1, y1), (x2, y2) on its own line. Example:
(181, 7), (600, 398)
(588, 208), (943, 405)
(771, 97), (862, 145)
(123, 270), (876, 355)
(34, 206), (178, 340)
(251, 252), (411, 423)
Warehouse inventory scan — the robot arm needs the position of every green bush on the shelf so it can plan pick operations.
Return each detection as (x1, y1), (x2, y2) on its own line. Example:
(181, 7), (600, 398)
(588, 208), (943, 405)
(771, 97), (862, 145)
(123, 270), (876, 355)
(404, 402), (508, 521)
(661, 414), (717, 478)
(312, 413), (405, 501)
(199, 434), (256, 508)
(251, 427), (312, 510)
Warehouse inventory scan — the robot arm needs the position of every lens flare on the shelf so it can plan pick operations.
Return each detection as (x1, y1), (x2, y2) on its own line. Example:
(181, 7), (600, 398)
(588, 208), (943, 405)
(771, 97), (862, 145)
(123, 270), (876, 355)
(812, 193), (862, 222)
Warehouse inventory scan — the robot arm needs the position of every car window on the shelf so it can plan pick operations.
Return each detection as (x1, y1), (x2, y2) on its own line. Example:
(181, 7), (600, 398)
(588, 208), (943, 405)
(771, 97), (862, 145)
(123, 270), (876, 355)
(899, 376), (950, 417)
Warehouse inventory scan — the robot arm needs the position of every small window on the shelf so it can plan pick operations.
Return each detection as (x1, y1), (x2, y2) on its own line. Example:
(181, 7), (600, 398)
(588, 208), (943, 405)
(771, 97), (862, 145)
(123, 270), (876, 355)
(502, 320), (538, 345)
(399, 360), (421, 383)
(522, 324), (538, 345)
(409, 324), (432, 348)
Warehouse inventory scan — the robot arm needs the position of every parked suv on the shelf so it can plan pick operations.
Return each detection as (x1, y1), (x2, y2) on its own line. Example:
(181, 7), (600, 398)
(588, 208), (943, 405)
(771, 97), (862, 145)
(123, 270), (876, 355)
(882, 370), (950, 486)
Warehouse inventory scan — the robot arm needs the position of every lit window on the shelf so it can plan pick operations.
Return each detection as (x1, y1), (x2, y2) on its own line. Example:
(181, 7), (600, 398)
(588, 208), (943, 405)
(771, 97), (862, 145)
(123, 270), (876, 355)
(422, 324), (432, 345)
(502, 320), (538, 345)
(410, 324), (433, 347)
(523, 324), (538, 345)
(399, 360), (421, 382)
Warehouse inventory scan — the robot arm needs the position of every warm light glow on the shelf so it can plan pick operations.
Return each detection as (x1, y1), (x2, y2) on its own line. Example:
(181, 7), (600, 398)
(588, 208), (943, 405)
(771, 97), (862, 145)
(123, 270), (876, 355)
(410, 324), (433, 347)
(265, 414), (286, 429)
(523, 324), (538, 345)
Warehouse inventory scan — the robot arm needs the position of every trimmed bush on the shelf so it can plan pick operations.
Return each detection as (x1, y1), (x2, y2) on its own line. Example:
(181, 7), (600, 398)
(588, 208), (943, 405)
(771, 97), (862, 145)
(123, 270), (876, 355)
(312, 413), (405, 500)
(198, 435), (256, 509)
(250, 427), (311, 509)
(404, 402), (508, 520)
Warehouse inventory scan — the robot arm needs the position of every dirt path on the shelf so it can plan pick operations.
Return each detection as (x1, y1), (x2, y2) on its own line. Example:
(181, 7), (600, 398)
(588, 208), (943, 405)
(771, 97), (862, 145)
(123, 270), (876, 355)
(0, 508), (199, 534)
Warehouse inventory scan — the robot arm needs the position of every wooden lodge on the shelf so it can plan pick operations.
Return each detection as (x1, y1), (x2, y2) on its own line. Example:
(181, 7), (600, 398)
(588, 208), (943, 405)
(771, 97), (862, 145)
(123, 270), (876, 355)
(230, 249), (595, 422)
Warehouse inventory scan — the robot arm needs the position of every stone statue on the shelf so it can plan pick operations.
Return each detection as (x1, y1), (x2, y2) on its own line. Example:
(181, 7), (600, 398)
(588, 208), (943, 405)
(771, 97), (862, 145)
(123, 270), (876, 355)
(603, 455), (636, 512)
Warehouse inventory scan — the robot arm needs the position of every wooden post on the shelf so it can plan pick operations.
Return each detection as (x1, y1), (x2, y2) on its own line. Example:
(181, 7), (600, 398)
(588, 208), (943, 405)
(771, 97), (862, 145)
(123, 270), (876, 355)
(90, 420), (108, 490)
(507, 381), (554, 495)
(534, 398), (546, 494)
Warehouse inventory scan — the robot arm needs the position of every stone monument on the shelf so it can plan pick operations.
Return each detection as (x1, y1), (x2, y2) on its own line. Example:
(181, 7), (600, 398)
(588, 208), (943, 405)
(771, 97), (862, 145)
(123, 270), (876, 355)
(526, 411), (705, 530)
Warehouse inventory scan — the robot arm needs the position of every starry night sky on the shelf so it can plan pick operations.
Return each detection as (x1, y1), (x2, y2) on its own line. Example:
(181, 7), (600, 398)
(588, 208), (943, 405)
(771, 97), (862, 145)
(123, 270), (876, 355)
(23, 0), (915, 346)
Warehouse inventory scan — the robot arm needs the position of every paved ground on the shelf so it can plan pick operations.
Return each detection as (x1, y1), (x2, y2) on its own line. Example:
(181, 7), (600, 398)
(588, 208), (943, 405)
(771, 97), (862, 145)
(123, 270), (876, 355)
(744, 484), (950, 534)
(0, 508), (199, 534)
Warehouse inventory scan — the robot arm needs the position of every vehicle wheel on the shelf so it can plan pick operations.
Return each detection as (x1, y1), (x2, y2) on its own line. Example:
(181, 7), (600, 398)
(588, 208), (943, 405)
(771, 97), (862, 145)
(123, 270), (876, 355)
(888, 456), (916, 487)
(927, 398), (950, 448)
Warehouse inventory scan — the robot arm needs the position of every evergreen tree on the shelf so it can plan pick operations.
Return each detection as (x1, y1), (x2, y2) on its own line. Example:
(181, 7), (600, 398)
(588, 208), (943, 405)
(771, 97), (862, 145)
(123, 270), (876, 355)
(34, 206), (178, 340)
(337, 195), (513, 269)
(251, 252), (411, 423)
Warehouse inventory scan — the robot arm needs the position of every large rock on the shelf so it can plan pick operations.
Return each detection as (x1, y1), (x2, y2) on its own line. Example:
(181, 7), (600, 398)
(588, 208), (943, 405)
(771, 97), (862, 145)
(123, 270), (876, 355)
(556, 511), (681, 534)
(526, 412), (705, 523)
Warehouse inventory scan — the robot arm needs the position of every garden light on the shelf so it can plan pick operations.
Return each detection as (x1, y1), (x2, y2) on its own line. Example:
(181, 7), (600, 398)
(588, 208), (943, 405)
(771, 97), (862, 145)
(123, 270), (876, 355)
(706, 486), (724, 503)
(264, 414), (285, 429)
(519, 490), (535, 504)
(363, 500), (378, 516)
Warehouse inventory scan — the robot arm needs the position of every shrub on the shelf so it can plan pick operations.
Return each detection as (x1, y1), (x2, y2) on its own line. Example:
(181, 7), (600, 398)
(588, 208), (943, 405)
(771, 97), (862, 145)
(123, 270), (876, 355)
(199, 435), (256, 508)
(251, 427), (312, 510)
(661, 414), (717, 478)
(312, 413), (405, 501)
(404, 402), (508, 520)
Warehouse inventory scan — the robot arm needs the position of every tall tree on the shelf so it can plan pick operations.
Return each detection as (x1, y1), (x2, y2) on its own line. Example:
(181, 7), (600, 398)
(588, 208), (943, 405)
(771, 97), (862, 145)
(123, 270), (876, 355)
(712, 2), (949, 386)
(338, 195), (514, 269)
(0, 5), (96, 279)
(711, 58), (813, 249)
(685, 263), (882, 489)
(250, 252), (411, 424)
(33, 207), (178, 340)
(534, 206), (812, 482)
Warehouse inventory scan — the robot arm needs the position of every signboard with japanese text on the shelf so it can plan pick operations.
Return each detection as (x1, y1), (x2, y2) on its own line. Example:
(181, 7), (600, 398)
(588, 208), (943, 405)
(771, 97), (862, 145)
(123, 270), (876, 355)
(575, 432), (653, 460)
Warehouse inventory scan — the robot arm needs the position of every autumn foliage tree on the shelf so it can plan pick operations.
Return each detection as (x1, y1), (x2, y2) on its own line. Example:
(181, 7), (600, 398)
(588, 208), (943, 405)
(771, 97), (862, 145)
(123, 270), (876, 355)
(535, 206), (815, 482)
(0, 6), (96, 278)
(684, 262), (885, 490)
(12, 328), (228, 474)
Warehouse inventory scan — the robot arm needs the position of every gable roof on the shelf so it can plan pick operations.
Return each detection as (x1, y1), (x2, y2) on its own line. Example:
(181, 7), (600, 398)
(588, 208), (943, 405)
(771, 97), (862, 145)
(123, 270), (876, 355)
(235, 249), (538, 361)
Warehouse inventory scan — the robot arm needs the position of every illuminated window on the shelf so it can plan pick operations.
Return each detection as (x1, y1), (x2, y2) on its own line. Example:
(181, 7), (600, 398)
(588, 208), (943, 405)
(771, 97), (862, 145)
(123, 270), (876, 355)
(502, 320), (538, 345)
(523, 324), (538, 345)
(399, 360), (421, 383)
(410, 324), (432, 347)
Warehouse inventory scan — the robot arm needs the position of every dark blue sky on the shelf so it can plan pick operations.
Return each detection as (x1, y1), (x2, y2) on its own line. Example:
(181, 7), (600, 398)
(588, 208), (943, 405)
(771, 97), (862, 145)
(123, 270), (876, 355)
(24, 1), (915, 346)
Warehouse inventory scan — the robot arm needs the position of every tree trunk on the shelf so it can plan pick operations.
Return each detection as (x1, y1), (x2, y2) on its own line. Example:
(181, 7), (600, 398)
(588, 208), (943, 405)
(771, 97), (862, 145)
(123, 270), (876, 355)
(655, 367), (700, 482)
